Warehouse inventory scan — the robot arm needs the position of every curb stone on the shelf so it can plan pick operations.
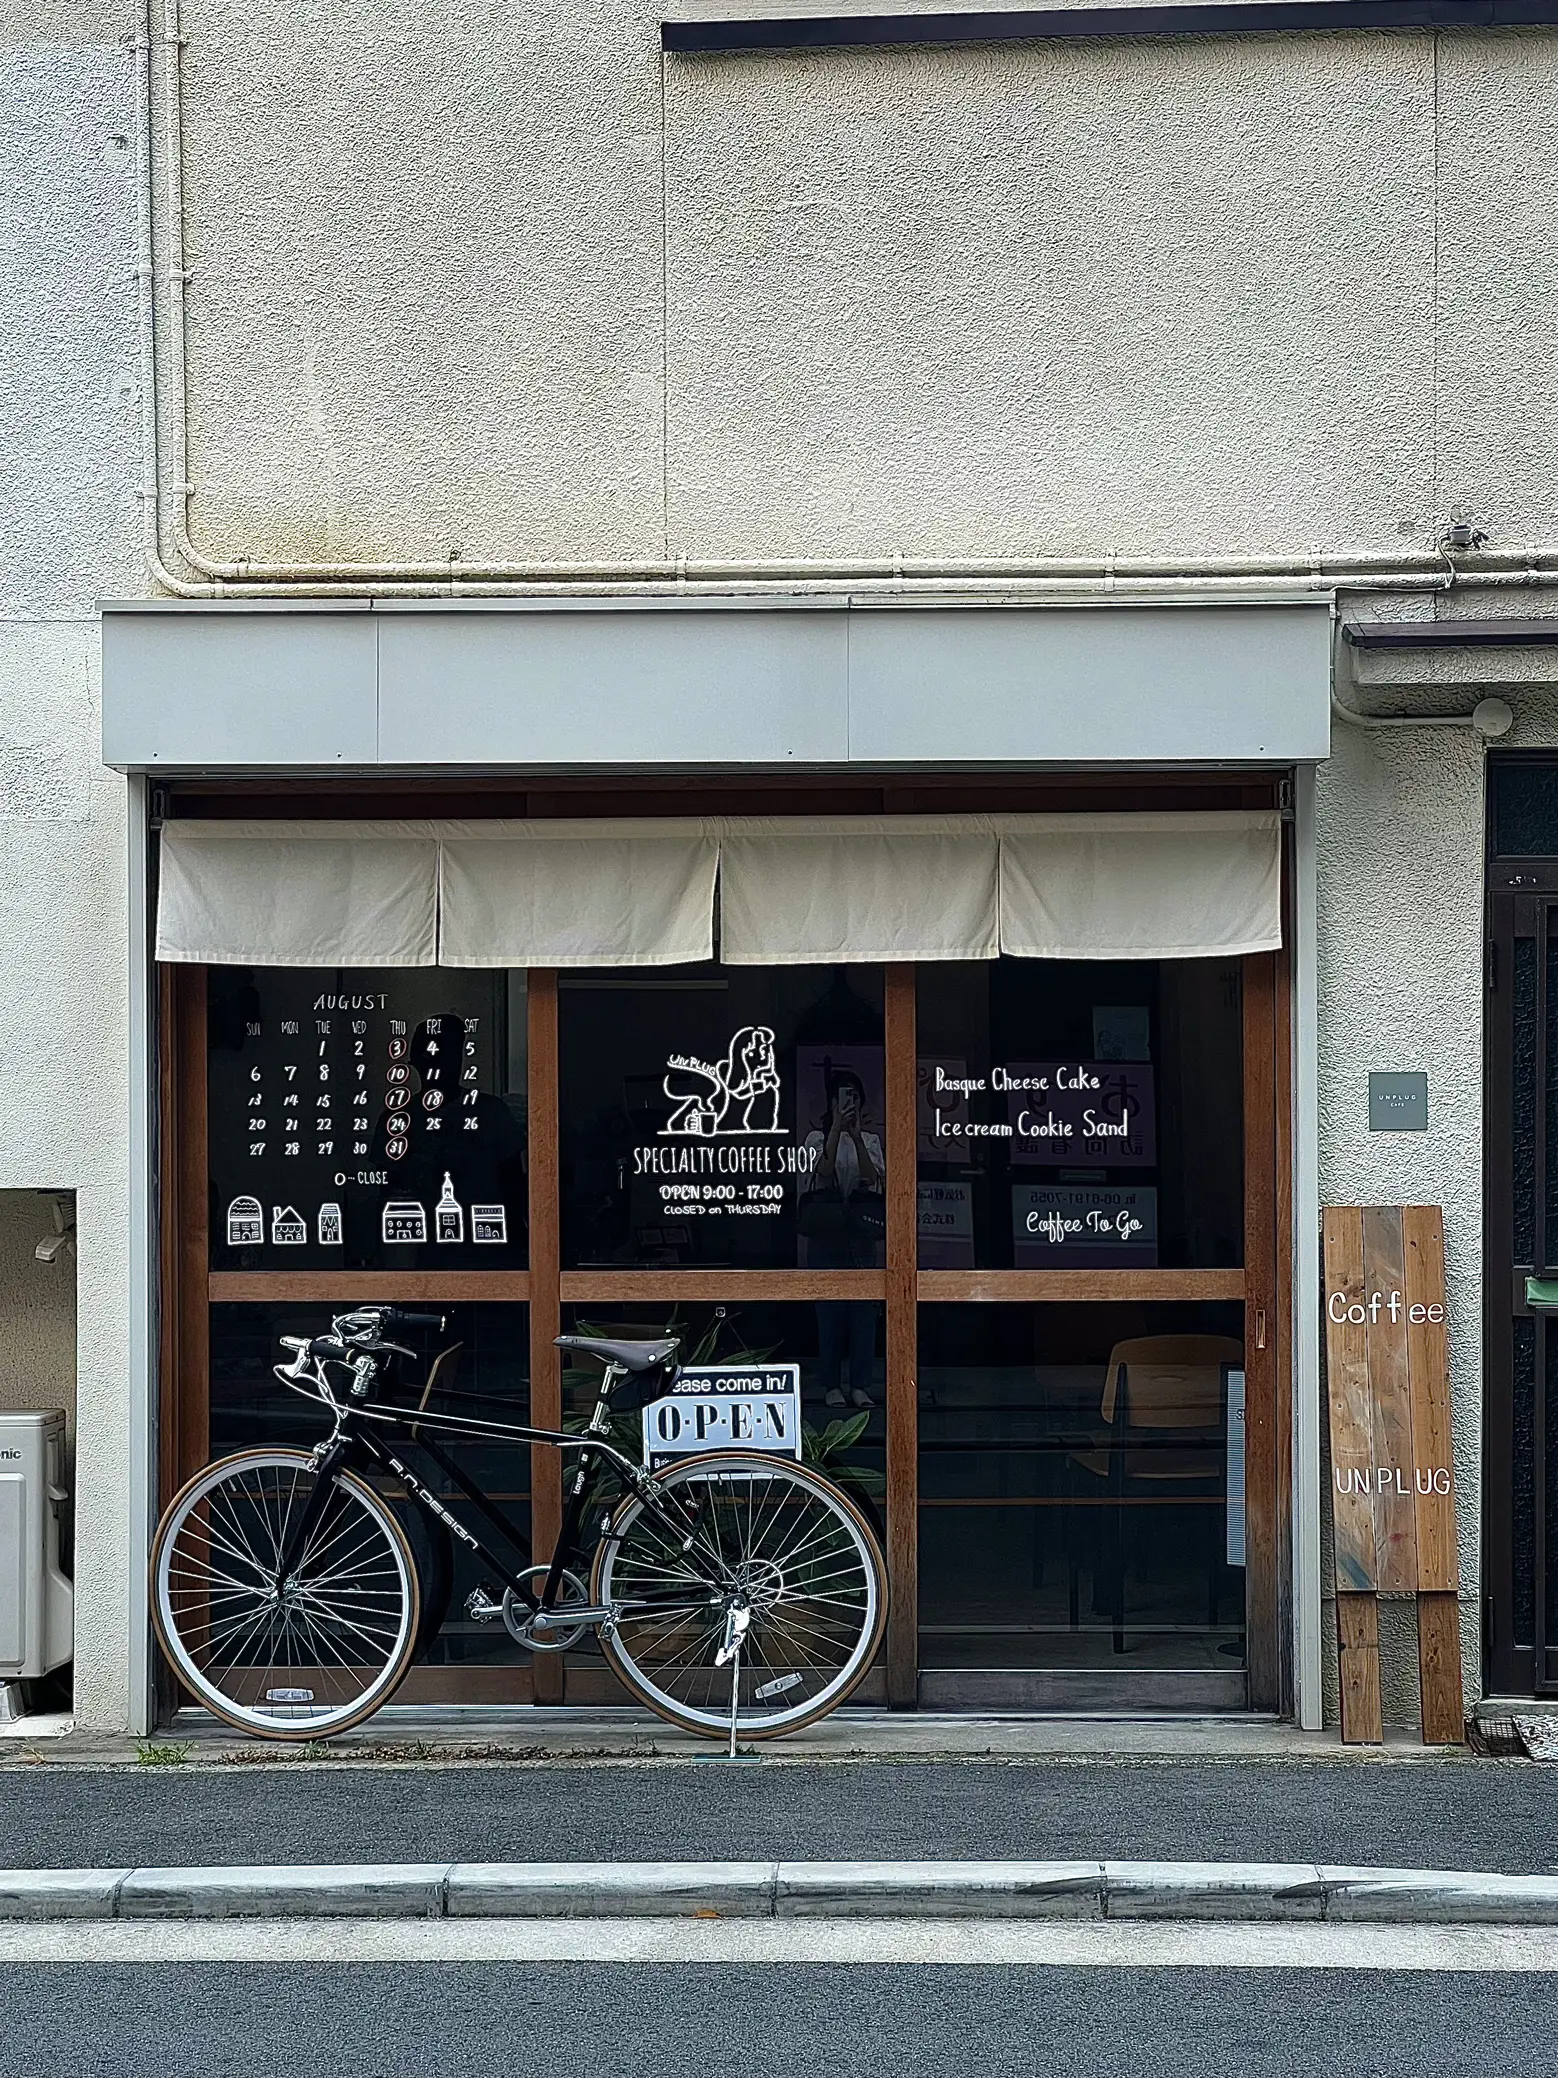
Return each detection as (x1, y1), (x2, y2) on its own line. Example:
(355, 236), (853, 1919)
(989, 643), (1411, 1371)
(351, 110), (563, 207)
(5, 1860), (1558, 1924)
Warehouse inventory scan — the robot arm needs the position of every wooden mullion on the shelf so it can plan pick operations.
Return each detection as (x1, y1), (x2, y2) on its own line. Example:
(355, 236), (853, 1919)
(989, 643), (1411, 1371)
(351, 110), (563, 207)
(1243, 950), (1280, 1712)
(210, 1272), (531, 1303)
(174, 967), (209, 1499)
(916, 1269), (1244, 1302)
(527, 969), (565, 1705)
(885, 964), (918, 1707)
(1274, 873), (1296, 1716)
(559, 1271), (884, 1302)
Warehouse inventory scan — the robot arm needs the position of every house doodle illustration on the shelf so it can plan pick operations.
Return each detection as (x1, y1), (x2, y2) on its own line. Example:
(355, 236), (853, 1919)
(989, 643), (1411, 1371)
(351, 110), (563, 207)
(660, 1026), (784, 1137)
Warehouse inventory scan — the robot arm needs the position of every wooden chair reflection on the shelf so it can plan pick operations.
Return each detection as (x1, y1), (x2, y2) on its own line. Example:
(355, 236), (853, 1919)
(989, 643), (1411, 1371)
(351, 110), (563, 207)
(1066, 1334), (1242, 1654)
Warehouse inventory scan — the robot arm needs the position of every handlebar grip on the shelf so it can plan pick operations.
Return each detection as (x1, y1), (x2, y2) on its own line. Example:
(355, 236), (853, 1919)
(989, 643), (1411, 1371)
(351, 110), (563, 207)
(388, 1308), (446, 1330)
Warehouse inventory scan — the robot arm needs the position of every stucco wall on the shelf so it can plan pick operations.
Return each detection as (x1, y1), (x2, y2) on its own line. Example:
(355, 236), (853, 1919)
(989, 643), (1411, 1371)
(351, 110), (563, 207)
(2, 1), (140, 1728)
(10, 0), (1558, 1728)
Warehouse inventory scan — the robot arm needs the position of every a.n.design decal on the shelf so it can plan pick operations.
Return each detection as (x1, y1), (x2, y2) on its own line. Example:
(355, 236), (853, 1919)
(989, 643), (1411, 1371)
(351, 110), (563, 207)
(660, 1026), (784, 1137)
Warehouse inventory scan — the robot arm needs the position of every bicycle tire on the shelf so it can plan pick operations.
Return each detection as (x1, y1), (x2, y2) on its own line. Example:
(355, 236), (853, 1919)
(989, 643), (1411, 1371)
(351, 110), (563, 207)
(151, 1448), (421, 1741)
(591, 1451), (887, 1740)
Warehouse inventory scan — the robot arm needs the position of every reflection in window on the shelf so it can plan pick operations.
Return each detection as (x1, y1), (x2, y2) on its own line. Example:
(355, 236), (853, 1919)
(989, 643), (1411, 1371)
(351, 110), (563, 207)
(916, 958), (1243, 1271)
(918, 1302), (1245, 1674)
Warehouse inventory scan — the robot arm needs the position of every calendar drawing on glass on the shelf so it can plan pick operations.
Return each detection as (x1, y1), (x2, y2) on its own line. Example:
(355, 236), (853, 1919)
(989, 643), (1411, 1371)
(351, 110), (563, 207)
(207, 970), (526, 1270)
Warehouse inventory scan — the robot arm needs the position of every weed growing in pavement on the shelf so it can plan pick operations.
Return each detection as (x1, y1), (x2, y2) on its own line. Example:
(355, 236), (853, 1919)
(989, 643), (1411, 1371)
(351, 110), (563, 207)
(134, 1739), (193, 1767)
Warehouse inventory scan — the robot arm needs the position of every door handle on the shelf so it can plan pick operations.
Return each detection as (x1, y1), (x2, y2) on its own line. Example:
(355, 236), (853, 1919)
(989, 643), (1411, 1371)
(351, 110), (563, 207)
(1526, 1277), (1558, 1312)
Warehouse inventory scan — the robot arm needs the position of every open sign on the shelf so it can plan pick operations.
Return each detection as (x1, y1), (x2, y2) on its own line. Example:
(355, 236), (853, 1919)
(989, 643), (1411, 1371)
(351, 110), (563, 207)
(642, 1363), (802, 1465)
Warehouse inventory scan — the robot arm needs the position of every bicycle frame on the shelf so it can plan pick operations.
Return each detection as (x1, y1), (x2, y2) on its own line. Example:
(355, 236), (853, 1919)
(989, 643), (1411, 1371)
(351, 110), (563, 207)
(272, 1345), (693, 1633)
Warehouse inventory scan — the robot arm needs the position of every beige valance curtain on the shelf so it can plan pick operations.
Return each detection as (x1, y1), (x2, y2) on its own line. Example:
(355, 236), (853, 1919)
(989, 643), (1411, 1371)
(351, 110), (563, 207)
(156, 811), (1281, 967)
(438, 820), (718, 968)
(998, 811), (1283, 960)
(155, 822), (439, 966)
(718, 817), (999, 965)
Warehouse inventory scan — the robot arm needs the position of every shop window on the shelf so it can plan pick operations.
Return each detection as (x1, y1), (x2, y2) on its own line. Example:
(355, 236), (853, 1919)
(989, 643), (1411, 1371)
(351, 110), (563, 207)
(917, 1301), (1245, 1672)
(916, 958), (1243, 1272)
(559, 1300), (885, 1519)
(207, 968), (528, 1271)
(208, 1302), (531, 1670)
(558, 964), (885, 1272)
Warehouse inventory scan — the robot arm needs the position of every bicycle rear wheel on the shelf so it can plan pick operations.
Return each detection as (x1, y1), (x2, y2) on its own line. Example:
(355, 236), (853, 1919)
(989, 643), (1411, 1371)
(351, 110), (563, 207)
(151, 1448), (420, 1740)
(592, 1452), (887, 1739)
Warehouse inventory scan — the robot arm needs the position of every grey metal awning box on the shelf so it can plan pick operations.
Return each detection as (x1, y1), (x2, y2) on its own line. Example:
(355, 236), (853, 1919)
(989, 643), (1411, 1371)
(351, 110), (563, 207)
(100, 598), (1331, 772)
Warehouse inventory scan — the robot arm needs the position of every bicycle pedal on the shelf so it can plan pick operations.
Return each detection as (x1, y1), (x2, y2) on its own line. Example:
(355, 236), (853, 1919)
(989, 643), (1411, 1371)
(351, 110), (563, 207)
(465, 1586), (503, 1625)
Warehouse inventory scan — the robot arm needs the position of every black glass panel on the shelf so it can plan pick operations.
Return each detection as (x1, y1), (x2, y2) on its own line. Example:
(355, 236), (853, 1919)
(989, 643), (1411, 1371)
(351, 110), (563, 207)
(1494, 763), (1558, 857)
(1547, 1325), (1558, 1654)
(917, 959), (1243, 1271)
(1514, 1316), (1536, 1648)
(918, 1301), (1244, 1671)
(208, 1303), (530, 1668)
(208, 968), (527, 1271)
(558, 965), (884, 1271)
(1515, 936), (1538, 1264)
(558, 1299), (884, 1517)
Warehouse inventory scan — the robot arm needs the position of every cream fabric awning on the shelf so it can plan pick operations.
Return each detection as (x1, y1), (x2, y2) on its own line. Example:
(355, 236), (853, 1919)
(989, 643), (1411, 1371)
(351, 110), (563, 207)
(998, 811), (1283, 960)
(155, 811), (1282, 967)
(438, 820), (718, 968)
(155, 822), (439, 967)
(718, 817), (999, 965)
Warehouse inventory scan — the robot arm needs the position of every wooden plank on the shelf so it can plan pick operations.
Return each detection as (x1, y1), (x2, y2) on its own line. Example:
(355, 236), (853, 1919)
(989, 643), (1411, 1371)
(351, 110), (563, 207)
(1362, 1206), (1418, 1595)
(1243, 950), (1280, 1714)
(1322, 1207), (1378, 1593)
(527, 970), (565, 1706)
(1416, 1589), (1466, 1746)
(1336, 1590), (1384, 1745)
(915, 1268), (1245, 1303)
(1403, 1206), (1457, 1594)
(559, 1271), (884, 1303)
(211, 1272), (531, 1303)
(884, 964), (918, 1708)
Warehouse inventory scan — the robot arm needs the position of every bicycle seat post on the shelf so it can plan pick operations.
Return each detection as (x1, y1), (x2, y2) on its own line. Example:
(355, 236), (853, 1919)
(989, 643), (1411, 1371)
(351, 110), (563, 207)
(587, 1360), (625, 1434)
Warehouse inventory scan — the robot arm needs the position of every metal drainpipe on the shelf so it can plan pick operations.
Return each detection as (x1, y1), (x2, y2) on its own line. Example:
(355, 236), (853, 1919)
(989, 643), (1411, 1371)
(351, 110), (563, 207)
(138, 0), (1558, 603)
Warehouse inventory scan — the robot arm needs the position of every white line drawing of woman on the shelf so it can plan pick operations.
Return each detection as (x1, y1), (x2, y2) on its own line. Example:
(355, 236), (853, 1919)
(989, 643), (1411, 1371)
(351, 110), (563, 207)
(718, 1025), (782, 1133)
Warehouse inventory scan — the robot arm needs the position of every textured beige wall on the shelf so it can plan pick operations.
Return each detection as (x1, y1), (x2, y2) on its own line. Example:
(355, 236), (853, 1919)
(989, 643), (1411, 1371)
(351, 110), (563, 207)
(9, 0), (1558, 1727)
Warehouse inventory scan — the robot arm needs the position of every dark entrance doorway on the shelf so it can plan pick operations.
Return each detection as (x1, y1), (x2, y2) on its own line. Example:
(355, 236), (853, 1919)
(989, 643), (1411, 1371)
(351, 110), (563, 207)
(1485, 758), (1558, 1694)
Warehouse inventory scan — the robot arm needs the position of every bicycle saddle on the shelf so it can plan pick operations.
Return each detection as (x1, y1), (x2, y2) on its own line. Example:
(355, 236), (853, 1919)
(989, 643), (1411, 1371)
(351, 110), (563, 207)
(554, 1335), (679, 1374)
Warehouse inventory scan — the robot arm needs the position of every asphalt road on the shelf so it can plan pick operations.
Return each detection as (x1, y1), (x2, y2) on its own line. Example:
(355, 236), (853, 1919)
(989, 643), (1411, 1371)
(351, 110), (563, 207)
(0, 1957), (1551, 2078)
(1, 1758), (1555, 1872)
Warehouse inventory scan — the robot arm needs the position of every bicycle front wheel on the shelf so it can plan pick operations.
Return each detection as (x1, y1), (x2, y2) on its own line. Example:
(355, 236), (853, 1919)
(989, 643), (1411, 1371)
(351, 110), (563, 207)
(151, 1449), (420, 1740)
(592, 1452), (887, 1739)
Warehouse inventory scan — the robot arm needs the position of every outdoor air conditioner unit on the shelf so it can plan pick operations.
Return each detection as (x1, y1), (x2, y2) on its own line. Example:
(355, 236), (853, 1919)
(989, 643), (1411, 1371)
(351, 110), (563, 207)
(0, 1412), (73, 1694)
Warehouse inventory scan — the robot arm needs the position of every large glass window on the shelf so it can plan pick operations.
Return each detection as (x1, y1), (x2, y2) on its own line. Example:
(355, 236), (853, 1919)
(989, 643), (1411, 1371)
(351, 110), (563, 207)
(559, 964), (885, 1271)
(208, 968), (527, 1271)
(916, 958), (1243, 1271)
(918, 1302), (1245, 1672)
(208, 1303), (531, 1672)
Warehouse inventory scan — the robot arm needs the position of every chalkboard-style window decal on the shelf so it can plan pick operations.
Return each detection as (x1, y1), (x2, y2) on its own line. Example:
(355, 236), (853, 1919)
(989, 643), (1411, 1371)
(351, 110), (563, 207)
(208, 967), (525, 1270)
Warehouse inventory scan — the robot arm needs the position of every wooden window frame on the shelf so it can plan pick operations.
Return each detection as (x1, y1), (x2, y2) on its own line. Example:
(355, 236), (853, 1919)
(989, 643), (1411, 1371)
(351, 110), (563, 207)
(158, 796), (1291, 1718)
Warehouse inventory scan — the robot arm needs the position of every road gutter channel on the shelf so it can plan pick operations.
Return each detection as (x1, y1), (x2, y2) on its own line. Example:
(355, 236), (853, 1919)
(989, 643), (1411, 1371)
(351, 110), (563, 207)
(5, 1861), (1558, 1924)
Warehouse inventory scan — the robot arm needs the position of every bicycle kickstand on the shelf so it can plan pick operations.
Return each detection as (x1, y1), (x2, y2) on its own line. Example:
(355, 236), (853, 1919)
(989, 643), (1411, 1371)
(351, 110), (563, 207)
(715, 1601), (752, 1761)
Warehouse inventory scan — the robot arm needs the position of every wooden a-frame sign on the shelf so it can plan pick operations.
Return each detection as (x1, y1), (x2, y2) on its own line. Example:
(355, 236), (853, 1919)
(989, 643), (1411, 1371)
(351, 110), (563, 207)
(1322, 1205), (1464, 1745)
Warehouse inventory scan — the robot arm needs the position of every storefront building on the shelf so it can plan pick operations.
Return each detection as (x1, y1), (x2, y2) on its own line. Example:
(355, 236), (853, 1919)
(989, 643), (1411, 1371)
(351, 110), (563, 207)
(91, 597), (1329, 1720)
(10, 0), (1558, 1737)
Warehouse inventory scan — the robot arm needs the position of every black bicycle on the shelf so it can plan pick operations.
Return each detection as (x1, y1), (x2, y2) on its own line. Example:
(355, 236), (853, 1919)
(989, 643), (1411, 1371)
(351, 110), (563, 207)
(150, 1305), (887, 1742)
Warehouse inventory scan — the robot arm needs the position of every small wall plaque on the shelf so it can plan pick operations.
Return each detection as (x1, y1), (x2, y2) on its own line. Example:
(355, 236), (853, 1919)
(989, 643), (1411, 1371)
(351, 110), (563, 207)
(1369, 1071), (1428, 1132)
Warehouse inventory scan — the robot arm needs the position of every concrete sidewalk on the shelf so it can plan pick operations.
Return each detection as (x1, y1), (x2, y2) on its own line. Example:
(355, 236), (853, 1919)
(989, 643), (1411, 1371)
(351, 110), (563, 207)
(0, 1753), (1551, 1876)
(8, 1858), (1558, 1925)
